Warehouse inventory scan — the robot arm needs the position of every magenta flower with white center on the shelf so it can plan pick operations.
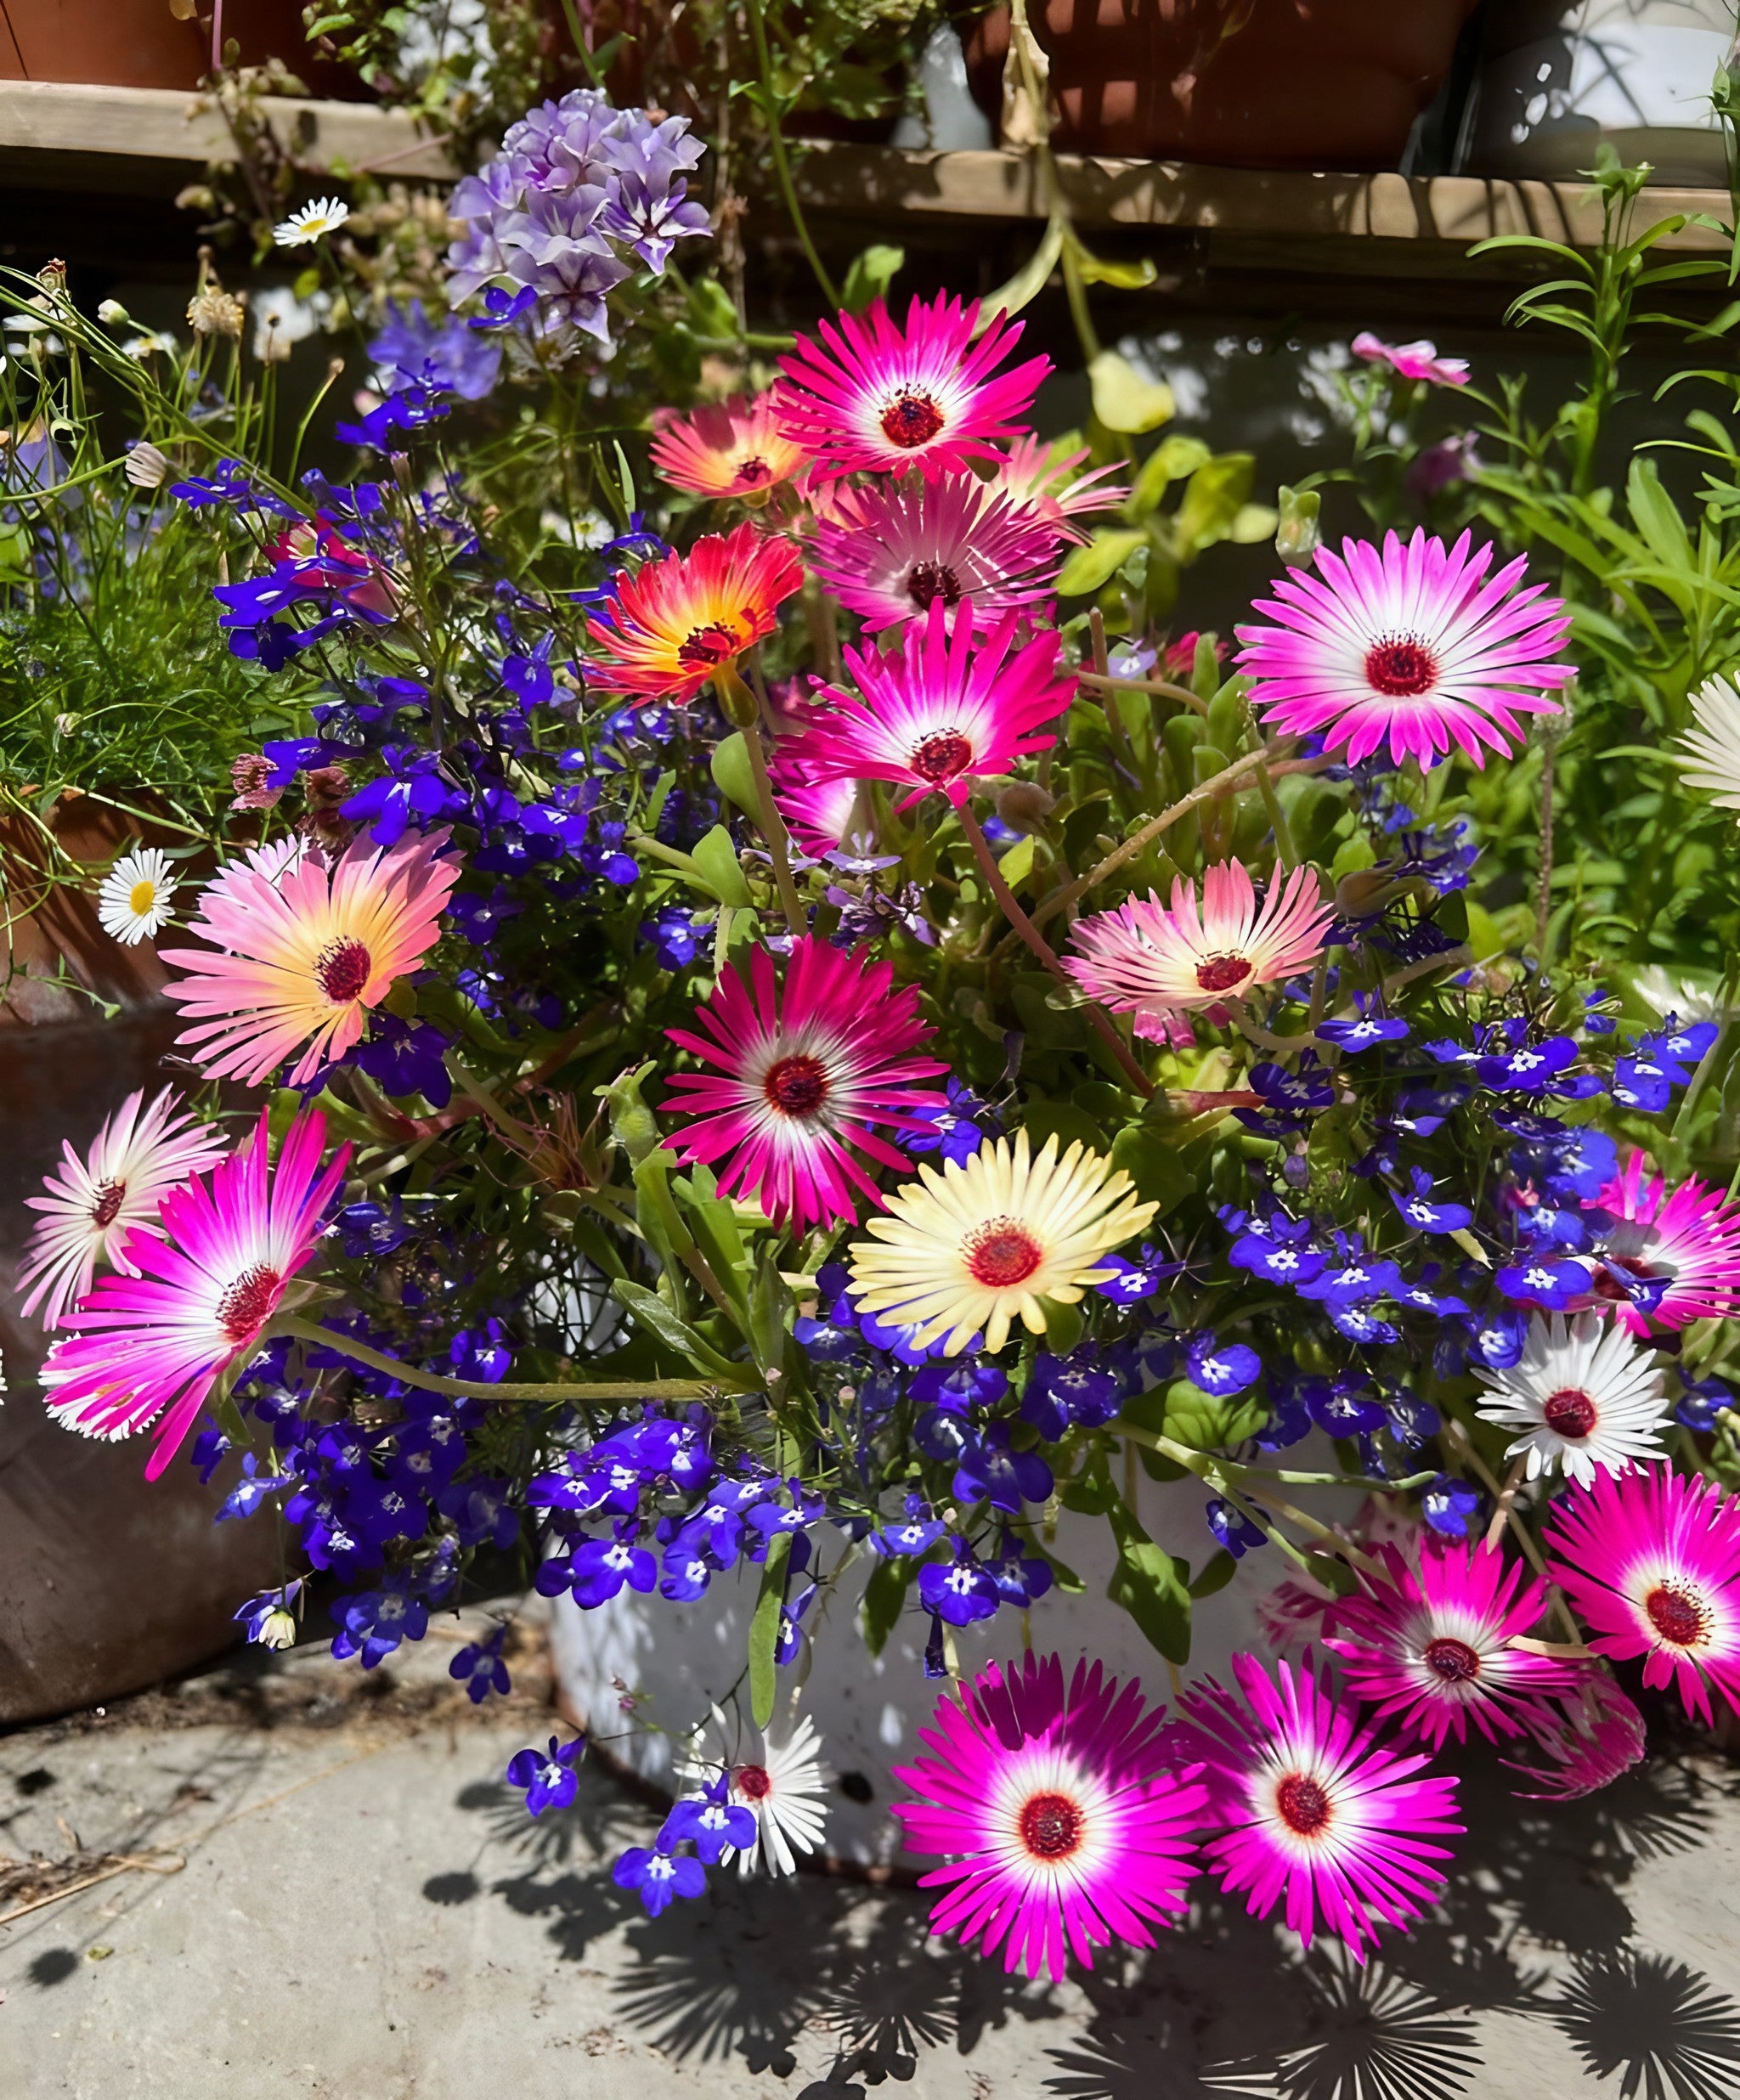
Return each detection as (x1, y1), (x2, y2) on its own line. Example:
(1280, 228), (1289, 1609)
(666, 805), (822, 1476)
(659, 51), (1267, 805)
(1064, 860), (1334, 1036)
(770, 750), (862, 860)
(16, 1087), (228, 1329)
(1589, 1154), (1740, 1335)
(806, 471), (1063, 633)
(1351, 332), (1471, 388)
(1545, 1465), (1740, 1729)
(1169, 1651), (1462, 1962)
(41, 1109), (348, 1481)
(1234, 530), (1573, 769)
(772, 292), (1050, 480)
(792, 600), (1074, 813)
(660, 934), (948, 1231)
(891, 1651), (1207, 1982)
(1502, 1674), (1647, 1801)
(1323, 1541), (1585, 1750)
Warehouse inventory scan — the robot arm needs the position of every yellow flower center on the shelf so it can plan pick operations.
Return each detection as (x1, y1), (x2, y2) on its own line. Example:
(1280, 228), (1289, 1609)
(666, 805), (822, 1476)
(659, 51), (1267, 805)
(128, 879), (159, 916)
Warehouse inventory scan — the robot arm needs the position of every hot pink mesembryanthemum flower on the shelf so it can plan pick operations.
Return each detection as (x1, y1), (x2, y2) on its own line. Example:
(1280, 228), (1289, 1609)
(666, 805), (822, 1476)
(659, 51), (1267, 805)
(1234, 530), (1573, 769)
(161, 828), (459, 1088)
(1545, 1465), (1740, 1728)
(990, 434), (1127, 543)
(660, 934), (947, 1230)
(806, 471), (1064, 633)
(1502, 1674), (1647, 1801)
(891, 1651), (1208, 1982)
(1351, 332), (1470, 388)
(1065, 861), (1334, 1036)
(1169, 1651), (1462, 1962)
(772, 292), (1050, 480)
(771, 750), (862, 860)
(16, 1087), (228, 1329)
(41, 1109), (348, 1480)
(791, 600), (1073, 812)
(1586, 1154), (1740, 1335)
(1323, 1540), (1585, 1750)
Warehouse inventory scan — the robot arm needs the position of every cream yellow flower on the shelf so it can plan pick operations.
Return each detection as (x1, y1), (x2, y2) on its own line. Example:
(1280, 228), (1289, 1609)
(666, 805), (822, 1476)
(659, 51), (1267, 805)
(848, 1131), (1157, 1356)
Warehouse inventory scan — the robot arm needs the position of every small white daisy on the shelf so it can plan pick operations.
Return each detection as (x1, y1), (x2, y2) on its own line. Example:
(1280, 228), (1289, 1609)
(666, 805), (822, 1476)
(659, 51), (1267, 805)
(1475, 1311), (1669, 1486)
(679, 1705), (830, 1877)
(273, 196), (351, 249)
(1675, 674), (1740, 811)
(97, 846), (178, 946)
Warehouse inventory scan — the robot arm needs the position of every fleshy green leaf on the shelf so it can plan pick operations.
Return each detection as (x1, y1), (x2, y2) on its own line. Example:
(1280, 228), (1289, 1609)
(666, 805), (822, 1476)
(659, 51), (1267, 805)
(750, 1530), (794, 1728)
(1089, 351), (1174, 435)
(841, 244), (905, 314)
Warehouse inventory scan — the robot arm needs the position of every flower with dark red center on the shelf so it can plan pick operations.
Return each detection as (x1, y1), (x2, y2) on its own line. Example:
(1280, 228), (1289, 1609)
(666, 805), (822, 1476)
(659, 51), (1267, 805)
(1171, 1651), (1462, 1962)
(1585, 1154), (1740, 1335)
(584, 521), (803, 704)
(894, 1651), (1207, 1980)
(849, 1129), (1157, 1358)
(1474, 1312), (1668, 1487)
(678, 1708), (831, 1878)
(1235, 528), (1573, 769)
(662, 935), (948, 1232)
(1325, 1540), (1586, 1749)
(1546, 1465), (1740, 1729)
(162, 827), (458, 1089)
(648, 392), (809, 500)
(42, 1109), (348, 1480)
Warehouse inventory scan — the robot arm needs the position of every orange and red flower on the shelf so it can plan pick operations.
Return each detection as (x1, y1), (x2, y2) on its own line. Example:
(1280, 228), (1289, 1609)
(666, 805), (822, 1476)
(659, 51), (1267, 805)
(585, 522), (804, 703)
(649, 394), (809, 502)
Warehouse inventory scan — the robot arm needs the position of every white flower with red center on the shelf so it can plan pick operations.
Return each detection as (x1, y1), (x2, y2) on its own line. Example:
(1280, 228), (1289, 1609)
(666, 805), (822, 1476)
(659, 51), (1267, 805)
(1323, 1541), (1586, 1749)
(1545, 1465), (1740, 1729)
(771, 291), (1050, 480)
(1234, 529), (1573, 769)
(1351, 332), (1470, 388)
(1472, 1312), (1668, 1486)
(1065, 860), (1334, 1036)
(847, 1129), (1158, 1356)
(97, 846), (178, 946)
(806, 471), (1065, 633)
(680, 1706), (830, 1877)
(161, 827), (458, 1087)
(1586, 1154), (1740, 1335)
(16, 1087), (228, 1329)
(789, 600), (1075, 814)
(41, 1109), (347, 1480)
(1673, 674), (1740, 811)
(660, 935), (948, 1231)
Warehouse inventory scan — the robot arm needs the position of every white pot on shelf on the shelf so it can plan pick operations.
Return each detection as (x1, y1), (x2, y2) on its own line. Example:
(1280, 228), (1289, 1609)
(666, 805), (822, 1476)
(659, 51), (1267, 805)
(1460, 0), (1740, 186)
(551, 1466), (1355, 1867)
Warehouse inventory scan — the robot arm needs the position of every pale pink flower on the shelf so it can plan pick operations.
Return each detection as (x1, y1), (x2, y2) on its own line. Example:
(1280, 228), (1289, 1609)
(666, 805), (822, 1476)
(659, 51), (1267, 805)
(1351, 332), (1470, 388)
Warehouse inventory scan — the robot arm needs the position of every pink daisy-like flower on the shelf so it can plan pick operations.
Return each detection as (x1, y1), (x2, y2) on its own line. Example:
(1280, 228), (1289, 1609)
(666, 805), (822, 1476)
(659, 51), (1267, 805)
(41, 1109), (348, 1480)
(1545, 1465), (1740, 1728)
(1323, 1541), (1585, 1749)
(1234, 530), (1573, 769)
(647, 392), (810, 501)
(771, 750), (862, 860)
(1502, 1674), (1647, 1801)
(772, 292), (1050, 481)
(660, 934), (948, 1230)
(1351, 332), (1471, 388)
(161, 828), (458, 1088)
(792, 600), (1073, 813)
(16, 1087), (228, 1329)
(806, 471), (1064, 633)
(891, 1651), (1208, 1982)
(1169, 1651), (1462, 1962)
(1065, 861), (1334, 1036)
(1586, 1154), (1740, 1335)
(990, 434), (1127, 543)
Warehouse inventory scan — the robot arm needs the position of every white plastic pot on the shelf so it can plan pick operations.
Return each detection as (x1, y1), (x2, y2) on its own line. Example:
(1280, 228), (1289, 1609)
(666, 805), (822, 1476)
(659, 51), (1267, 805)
(551, 1468), (1352, 1866)
(1460, 1), (1740, 187)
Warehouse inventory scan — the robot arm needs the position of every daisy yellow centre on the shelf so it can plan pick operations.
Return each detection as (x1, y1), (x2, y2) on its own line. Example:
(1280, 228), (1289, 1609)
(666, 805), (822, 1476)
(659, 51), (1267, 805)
(1543, 1386), (1597, 1439)
(1423, 1636), (1483, 1684)
(1364, 635), (1438, 697)
(906, 561), (962, 611)
(1195, 951), (1252, 994)
(963, 1217), (1044, 1290)
(677, 619), (743, 667)
(1644, 1580), (1709, 1648)
(315, 936), (373, 1004)
(880, 388), (946, 449)
(217, 1262), (282, 1342)
(763, 1052), (831, 1121)
(1274, 1771), (1333, 1837)
(88, 1177), (127, 1228)
(734, 1762), (772, 1799)
(1018, 1789), (1084, 1861)
(909, 729), (975, 783)
(128, 878), (160, 916)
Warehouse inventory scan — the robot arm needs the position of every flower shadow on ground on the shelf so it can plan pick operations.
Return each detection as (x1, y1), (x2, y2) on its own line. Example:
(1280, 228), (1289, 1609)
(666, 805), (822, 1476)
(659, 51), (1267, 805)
(439, 1747), (1740, 2100)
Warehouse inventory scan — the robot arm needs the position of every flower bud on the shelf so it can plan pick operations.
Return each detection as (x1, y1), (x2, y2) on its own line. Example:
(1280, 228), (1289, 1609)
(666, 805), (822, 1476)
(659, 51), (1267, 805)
(994, 781), (1055, 833)
(97, 297), (131, 326)
(124, 441), (169, 489)
(1275, 484), (1320, 567)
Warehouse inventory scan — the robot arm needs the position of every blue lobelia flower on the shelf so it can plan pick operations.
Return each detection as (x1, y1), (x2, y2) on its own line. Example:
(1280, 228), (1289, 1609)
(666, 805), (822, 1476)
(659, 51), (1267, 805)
(661, 1774), (754, 1865)
(1388, 1167), (1474, 1234)
(507, 1734), (585, 1816)
(613, 1839), (708, 1916)
(450, 1625), (511, 1703)
(1421, 1474), (1481, 1538)
(1206, 1497), (1265, 1558)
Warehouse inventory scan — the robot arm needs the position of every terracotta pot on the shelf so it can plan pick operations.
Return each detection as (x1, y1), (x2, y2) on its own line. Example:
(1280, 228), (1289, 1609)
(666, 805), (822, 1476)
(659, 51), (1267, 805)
(963, 0), (1482, 168)
(0, 0), (362, 97)
(0, 798), (279, 1724)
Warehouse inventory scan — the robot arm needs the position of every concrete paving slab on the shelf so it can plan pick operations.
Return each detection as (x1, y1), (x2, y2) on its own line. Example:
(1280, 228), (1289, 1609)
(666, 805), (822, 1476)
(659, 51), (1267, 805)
(3, 1616), (1740, 2099)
